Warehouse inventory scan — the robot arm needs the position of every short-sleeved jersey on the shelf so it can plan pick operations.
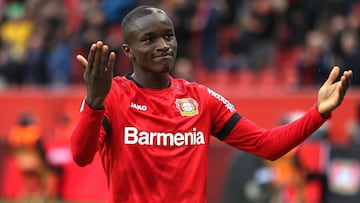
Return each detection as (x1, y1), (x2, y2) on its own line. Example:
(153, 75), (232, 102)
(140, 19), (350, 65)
(73, 75), (327, 203)
(98, 76), (239, 202)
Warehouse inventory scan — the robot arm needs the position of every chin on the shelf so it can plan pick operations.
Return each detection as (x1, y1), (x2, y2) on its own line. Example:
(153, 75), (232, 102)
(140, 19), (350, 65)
(158, 61), (172, 73)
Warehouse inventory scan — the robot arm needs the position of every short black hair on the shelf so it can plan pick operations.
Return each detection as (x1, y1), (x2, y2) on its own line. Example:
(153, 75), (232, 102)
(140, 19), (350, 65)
(121, 5), (167, 43)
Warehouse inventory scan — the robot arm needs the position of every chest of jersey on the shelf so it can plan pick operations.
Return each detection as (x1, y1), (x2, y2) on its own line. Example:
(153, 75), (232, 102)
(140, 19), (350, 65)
(108, 84), (212, 148)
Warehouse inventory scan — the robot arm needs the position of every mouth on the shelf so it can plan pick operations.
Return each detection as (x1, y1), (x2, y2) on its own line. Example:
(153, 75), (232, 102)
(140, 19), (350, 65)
(153, 52), (173, 61)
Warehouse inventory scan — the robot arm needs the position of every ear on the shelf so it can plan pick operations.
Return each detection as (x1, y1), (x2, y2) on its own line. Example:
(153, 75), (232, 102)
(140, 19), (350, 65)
(122, 44), (133, 59)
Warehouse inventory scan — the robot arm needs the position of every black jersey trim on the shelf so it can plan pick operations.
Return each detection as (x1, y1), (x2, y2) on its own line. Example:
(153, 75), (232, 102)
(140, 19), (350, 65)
(125, 73), (171, 88)
(215, 113), (242, 140)
(126, 73), (144, 88)
(102, 116), (111, 136)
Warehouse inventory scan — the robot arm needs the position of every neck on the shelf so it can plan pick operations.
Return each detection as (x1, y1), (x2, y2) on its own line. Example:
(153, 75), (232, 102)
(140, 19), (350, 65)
(130, 72), (170, 89)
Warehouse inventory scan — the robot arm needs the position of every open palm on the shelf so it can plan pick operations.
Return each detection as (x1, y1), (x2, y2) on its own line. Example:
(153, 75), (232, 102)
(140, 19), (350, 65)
(317, 66), (352, 118)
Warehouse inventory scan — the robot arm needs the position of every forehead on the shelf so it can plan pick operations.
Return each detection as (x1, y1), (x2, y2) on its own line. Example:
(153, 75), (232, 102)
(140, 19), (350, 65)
(132, 12), (174, 35)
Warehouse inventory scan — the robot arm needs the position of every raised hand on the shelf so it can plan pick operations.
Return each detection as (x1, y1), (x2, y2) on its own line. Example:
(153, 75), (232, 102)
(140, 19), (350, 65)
(317, 66), (353, 118)
(77, 41), (116, 109)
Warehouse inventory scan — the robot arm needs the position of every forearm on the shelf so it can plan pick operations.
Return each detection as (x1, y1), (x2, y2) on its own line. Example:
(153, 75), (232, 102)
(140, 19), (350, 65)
(224, 104), (328, 161)
(70, 101), (105, 167)
(260, 105), (327, 160)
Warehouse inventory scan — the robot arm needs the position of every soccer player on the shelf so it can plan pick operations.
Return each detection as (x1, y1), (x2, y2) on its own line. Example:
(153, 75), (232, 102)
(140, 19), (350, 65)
(70, 5), (353, 203)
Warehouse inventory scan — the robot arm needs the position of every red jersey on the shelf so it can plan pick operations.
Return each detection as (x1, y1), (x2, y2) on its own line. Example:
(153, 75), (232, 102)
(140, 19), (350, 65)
(71, 75), (327, 203)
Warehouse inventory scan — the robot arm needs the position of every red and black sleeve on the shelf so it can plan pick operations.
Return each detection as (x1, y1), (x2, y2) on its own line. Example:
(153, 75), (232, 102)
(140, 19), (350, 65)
(221, 104), (328, 161)
(70, 101), (107, 167)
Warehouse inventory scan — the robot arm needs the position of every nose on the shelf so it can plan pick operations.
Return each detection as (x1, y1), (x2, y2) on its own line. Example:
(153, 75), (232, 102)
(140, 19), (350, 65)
(156, 37), (170, 51)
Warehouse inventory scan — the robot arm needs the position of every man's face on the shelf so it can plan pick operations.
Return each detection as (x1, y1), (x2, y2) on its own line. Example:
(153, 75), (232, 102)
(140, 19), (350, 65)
(123, 11), (178, 74)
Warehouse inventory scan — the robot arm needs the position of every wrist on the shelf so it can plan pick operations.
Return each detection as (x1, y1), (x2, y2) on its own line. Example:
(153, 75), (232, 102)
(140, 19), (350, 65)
(85, 98), (104, 110)
(317, 103), (331, 119)
(319, 112), (331, 119)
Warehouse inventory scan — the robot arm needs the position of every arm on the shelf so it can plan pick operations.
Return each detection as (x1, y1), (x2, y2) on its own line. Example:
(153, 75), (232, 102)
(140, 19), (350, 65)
(70, 101), (105, 166)
(224, 66), (353, 161)
(224, 105), (326, 161)
(70, 41), (116, 167)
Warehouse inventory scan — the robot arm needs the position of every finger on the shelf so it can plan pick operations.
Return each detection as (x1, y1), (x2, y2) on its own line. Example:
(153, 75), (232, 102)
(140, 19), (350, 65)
(107, 52), (116, 76)
(76, 55), (88, 70)
(92, 41), (104, 75)
(338, 71), (353, 100)
(324, 66), (340, 85)
(101, 45), (110, 70)
(345, 70), (353, 87)
(87, 43), (97, 71)
(340, 75), (347, 95)
(341, 70), (353, 91)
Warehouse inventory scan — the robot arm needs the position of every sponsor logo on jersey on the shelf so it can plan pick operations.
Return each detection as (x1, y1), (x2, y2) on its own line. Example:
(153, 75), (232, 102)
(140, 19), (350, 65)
(130, 102), (148, 111)
(124, 127), (205, 146)
(207, 88), (235, 112)
(175, 98), (199, 116)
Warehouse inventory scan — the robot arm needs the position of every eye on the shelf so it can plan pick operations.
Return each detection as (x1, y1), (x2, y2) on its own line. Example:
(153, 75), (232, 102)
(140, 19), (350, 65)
(143, 37), (154, 43)
(164, 33), (174, 41)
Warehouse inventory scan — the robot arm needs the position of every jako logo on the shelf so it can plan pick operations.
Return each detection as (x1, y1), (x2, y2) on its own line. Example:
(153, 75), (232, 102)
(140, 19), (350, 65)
(130, 102), (147, 111)
(124, 127), (205, 146)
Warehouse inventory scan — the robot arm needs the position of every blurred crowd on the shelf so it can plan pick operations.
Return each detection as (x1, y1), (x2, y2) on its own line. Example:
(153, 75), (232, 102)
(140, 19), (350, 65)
(0, 0), (359, 88)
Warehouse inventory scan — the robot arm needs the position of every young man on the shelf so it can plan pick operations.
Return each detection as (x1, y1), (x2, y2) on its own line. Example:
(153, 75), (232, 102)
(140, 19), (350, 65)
(70, 5), (353, 203)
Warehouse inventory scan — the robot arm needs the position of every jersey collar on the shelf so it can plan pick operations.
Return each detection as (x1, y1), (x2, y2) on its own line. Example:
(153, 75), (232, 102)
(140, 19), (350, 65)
(125, 73), (172, 89)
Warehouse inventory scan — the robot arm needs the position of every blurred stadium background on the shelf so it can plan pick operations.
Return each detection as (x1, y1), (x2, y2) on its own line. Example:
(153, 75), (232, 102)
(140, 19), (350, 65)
(0, 0), (360, 202)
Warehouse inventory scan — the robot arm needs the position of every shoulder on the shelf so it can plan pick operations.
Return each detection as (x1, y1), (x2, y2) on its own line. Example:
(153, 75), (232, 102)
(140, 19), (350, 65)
(106, 76), (135, 98)
(171, 78), (220, 102)
(111, 75), (133, 89)
(174, 78), (236, 111)
(171, 77), (207, 91)
(112, 75), (129, 84)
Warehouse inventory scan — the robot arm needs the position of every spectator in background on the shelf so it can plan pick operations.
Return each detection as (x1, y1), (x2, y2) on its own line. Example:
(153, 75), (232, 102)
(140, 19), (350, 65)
(44, 113), (73, 201)
(72, 3), (107, 83)
(283, 0), (317, 46)
(331, 8), (360, 87)
(272, 0), (317, 86)
(25, 24), (47, 85)
(169, 0), (220, 70)
(171, 0), (197, 61)
(334, 29), (360, 86)
(233, 0), (278, 73)
(0, 1), (33, 85)
(296, 31), (334, 87)
(38, 0), (72, 86)
(196, 0), (220, 70)
(7, 113), (47, 201)
(45, 25), (73, 87)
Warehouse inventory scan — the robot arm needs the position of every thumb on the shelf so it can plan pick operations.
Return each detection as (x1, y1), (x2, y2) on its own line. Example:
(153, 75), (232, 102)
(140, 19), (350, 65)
(324, 66), (340, 85)
(76, 55), (88, 70)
